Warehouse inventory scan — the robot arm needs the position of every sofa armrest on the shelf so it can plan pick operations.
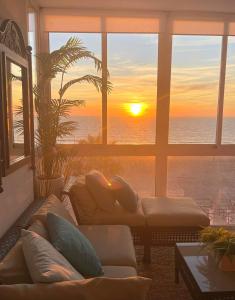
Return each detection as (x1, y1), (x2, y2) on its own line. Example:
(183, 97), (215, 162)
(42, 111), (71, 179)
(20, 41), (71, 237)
(0, 276), (151, 300)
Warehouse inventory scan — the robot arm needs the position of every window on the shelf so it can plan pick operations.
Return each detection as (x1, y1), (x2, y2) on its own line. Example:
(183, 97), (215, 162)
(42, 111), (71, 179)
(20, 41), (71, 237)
(71, 155), (156, 197)
(169, 35), (222, 144)
(49, 33), (102, 143)
(222, 36), (235, 144)
(28, 11), (37, 86)
(167, 156), (235, 225)
(43, 15), (235, 220)
(107, 34), (158, 144)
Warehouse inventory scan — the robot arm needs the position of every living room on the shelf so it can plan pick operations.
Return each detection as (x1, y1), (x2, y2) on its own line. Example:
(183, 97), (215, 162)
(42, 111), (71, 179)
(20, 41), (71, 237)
(1, 0), (235, 299)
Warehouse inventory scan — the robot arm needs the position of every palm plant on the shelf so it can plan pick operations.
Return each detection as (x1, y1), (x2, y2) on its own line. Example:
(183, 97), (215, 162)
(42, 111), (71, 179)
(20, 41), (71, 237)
(33, 37), (111, 179)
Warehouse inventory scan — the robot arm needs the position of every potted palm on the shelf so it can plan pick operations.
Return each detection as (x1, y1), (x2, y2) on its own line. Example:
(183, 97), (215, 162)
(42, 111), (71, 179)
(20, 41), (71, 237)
(34, 37), (111, 197)
(200, 226), (235, 271)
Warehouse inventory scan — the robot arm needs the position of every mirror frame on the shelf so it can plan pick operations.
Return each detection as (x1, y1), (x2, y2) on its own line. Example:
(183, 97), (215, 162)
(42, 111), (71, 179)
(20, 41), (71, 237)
(0, 20), (34, 184)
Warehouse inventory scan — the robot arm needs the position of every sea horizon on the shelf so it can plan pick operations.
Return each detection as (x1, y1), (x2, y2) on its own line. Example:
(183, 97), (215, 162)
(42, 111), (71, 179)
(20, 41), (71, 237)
(50, 115), (235, 144)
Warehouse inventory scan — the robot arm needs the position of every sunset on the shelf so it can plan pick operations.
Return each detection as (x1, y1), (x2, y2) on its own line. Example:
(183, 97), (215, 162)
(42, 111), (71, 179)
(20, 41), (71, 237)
(126, 102), (147, 117)
(49, 32), (235, 144)
(2, 1), (235, 300)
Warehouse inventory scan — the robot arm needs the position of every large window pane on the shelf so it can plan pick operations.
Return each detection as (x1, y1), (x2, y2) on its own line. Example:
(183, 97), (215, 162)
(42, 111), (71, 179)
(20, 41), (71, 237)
(49, 33), (102, 143)
(70, 156), (155, 197)
(167, 156), (235, 225)
(169, 36), (221, 144)
(107, 34), (158, 144)
(28, 11), (37, 86)
(222, 36), (235, 144)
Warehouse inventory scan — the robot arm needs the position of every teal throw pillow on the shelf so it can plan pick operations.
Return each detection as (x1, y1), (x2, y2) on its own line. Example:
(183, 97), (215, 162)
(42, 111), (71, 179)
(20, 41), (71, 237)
(47, 213), (103, 277)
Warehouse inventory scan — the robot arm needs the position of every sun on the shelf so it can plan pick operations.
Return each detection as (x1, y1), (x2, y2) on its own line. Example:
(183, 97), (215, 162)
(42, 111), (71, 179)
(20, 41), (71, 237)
(128, 103), (144, 117)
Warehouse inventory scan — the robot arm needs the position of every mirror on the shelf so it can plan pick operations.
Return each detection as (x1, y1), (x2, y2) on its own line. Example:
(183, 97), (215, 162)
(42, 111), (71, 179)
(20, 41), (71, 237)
(7, 61), (25, 164)
(0, 19), (33, 188)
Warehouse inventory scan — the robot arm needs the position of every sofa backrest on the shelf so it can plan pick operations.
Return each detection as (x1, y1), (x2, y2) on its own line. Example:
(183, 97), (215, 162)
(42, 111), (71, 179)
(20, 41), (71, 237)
(30, 194), (77, 226)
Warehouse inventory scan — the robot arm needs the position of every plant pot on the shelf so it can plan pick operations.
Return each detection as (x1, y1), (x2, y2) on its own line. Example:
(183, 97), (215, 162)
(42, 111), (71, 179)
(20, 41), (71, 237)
(218, 255), (235, 272)
(36, 176), (65, 199)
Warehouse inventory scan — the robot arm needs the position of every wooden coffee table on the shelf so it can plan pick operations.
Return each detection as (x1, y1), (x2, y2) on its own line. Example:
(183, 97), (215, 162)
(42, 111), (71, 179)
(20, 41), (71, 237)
(175, 242), (235, 300)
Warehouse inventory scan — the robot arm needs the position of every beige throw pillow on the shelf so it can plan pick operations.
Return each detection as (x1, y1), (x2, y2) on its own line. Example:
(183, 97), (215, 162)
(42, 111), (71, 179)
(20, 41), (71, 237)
(86, 170), (116, 212)
(21, 230), (83, 283)
(0, 220), (49, 284)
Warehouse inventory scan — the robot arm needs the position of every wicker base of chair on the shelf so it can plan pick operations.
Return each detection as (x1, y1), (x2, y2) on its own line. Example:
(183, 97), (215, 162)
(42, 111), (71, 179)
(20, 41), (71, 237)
(130, 227), (151, 263)
(130, 226), (202, 264)
(150, 226), (201, 246)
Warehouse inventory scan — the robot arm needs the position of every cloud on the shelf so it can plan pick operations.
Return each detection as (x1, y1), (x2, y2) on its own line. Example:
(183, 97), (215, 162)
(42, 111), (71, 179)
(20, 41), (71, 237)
(173, 36), (222, 48)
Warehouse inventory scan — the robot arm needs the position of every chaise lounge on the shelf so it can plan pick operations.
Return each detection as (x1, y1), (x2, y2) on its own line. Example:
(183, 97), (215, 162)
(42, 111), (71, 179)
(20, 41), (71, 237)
(65, 175), (210, 263)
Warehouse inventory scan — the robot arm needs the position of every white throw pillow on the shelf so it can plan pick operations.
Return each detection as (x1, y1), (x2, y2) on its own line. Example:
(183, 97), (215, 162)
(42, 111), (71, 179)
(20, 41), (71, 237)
(21, 229), (83, 283)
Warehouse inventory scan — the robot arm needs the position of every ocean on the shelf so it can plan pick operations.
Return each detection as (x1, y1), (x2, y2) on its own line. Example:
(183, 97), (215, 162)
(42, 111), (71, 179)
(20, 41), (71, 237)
(55, 116), (235, 144)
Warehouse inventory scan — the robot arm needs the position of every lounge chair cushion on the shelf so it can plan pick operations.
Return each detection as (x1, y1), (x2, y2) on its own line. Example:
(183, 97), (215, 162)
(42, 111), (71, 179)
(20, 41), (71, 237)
(21, 230), (83, 283)
(110, 176), (139, 213)
(80, 202), (145, 227)
(142, 197), (210, 227)
(86, 170), (116, 212)
(30, 194), (76, 226)
(47, 213), (103, 277)
(102, 266), (137, 278)
(69, 181), (97, 222)
(0, 221), (49, 284)
(79, 225), (137, 268)
(0, 277), (152, 300)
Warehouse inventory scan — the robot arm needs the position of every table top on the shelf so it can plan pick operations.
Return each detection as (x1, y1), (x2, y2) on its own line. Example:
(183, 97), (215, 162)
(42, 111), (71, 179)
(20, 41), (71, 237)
(176, 242), (235, 293)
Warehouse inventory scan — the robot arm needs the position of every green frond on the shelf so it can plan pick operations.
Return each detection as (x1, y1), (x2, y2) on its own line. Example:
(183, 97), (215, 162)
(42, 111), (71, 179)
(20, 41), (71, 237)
(33, 35), (112, 178)
(56, 121), (78, 138)
(59, 75), (112, 97)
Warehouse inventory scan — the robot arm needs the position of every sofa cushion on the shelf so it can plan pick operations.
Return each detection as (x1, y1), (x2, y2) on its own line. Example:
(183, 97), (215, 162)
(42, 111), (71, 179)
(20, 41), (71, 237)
(110, 176), (139, 213)
(142, 197), (210, 227)
(61, 195), (78, 225)
(69, 181), (97, 223)
(86, 170), (116, 212)
(0, 221), (48, 284)
(47, 213), (103, 277)
(79, 225), (137, 268)
(81, 202), (145, 227)
(0, 277), (152, 300)
(31, 194), (76, 226)
(21, 230), (83, 283)
(28, 219), (49, 240)
(102, 266), (137, 278)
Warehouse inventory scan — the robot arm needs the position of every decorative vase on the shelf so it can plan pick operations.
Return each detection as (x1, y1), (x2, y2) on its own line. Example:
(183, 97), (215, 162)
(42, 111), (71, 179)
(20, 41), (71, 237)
(218, 255), (235, 272)
(36, 176), (64, 199)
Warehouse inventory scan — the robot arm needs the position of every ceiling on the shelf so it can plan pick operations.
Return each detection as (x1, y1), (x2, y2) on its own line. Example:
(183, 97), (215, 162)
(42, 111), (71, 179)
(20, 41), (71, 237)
(33, 0), (235, 13)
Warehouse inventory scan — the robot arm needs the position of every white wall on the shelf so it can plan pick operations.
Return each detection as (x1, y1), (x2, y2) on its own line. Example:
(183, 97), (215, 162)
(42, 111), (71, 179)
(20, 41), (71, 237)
(0, 166), (34, 237)
(0, 0), (34, 238)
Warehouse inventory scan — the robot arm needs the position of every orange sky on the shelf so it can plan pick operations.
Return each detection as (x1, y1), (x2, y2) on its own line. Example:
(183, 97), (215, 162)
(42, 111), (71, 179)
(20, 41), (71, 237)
(50, 34), (235, 119)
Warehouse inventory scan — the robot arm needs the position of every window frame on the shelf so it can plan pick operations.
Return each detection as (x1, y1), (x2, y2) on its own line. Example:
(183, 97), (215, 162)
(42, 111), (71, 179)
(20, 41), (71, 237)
(40, 11), (235, 198)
